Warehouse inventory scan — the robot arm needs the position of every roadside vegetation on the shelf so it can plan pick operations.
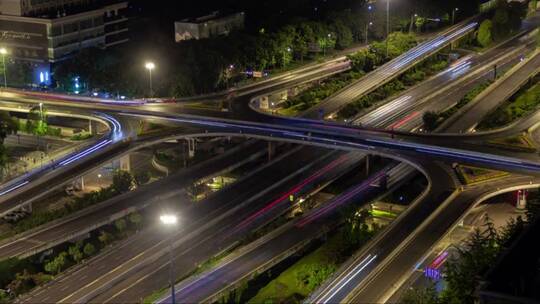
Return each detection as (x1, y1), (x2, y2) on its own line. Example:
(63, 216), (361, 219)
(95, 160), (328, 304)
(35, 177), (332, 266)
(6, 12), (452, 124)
(279, 32), (417, 116)
(477, 79), (540, 130)
(0, 211), (144, 302)
(45, 1), (477, 98)
(422, 80), (493, 131)
(337, 55), (449, 120)
(0, 170), (147, 240)
(487, 133), (537, 152)
(241, 210), (381, 304)
(402, 204), (539, 304)
(470, 0), (527, 50)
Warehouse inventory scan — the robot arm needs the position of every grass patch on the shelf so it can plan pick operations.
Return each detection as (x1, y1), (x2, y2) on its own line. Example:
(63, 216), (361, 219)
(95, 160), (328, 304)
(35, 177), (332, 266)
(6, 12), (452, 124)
(247, 234), (340, 303)
(70, 132), (93, 141)
(455, 165), (509, 185)
(280, 71), (365, 116)
(142, 287), (168, 304)
(248, 212), (379, 304)
(487, 133), (537, 152)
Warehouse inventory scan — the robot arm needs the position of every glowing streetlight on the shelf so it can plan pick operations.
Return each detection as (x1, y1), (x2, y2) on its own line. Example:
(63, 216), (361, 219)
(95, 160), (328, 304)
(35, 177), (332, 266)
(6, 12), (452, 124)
(452, 7), (459, 25)
(0, 47), (8, 88)
(145, 61), (155, 98)
(160, 214), (178, 225)
(160, 213), (178, 304)
(365, 22), (373, 44)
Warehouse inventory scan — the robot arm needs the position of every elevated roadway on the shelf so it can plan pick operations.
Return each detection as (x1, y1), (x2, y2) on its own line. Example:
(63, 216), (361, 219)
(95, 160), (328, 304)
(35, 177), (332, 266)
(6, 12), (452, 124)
(303, 21), (478, 119)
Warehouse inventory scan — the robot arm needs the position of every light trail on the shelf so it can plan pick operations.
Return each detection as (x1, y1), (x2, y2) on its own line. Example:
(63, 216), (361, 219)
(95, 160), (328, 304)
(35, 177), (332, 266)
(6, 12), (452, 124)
(0, 181), (30, 197)
(316, 254), (378, 303)
(229, 154), (351, 234)
(58, 140), (112, 167)
(296, 170), (387, 227)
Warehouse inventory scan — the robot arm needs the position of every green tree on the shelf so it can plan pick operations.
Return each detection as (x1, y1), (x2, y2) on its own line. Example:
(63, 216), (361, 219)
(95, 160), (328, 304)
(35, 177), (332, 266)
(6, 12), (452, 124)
(5, 270), (35, 296)
(68, 244), (84, 263)
(492, 7), (510, 40)
(0, 112), (18, 143)
(112, 170), (133, 194)
(422, 111), (440, 132)
(294, 23), (314, 62)
(98, 230), (114, 246)
(128, 212), (143, 228)
(44, 252), (68, 275)
(401, 284), (440, 304)
(441, 218), (500, 304)
(115, 218), (127, 233)
(83, 243), (96, 257)
(27, 106), (48, 136)
(0, 289), (11, 304)
(477, 20), (493, 47)
(134, 171), (151, 187)
(332, 20), (353, 50)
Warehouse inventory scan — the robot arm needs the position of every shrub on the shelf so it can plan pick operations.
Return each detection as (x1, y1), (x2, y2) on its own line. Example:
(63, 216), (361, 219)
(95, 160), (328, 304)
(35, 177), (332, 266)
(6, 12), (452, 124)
(83, 243), (96, 257)
(44, 252), (68, 275)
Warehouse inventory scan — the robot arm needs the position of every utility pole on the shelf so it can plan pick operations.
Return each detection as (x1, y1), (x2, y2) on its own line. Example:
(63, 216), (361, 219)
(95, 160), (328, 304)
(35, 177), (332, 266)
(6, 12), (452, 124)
(386, 0), (390, 58)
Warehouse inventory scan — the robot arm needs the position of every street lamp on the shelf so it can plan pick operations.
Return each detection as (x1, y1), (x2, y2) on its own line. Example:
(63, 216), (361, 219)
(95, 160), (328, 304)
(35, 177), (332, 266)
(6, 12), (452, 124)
(39, 102), (43, 120)
(452, 8), (459, 25)
(160, 214), (178, 304)
(0, 47), (8, 88)
(145, 61), (155, 98)
(365, 22), (373, 44)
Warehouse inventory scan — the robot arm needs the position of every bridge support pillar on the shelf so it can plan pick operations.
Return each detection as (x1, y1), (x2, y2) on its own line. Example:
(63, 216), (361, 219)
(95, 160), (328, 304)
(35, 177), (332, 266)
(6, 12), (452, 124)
(365, 155), (370, 176)
(268, 142), (275, 162)
(78, 176), (85, 191)
(186, 138), (196, 159)
(89, 120), (98, 135)
(119, 154), (131, 172)
(517, 189), (527, 210)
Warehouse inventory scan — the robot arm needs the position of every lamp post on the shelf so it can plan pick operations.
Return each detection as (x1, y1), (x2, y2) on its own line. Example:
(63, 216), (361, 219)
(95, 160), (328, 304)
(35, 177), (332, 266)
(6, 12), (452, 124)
(410, 14), (418, 33)
(452, 8), (459, 25)
(160, 214), (178, 304)
(0, 48), (8, 88)
(39, 102), (43, 120)
(386, 0), (390, 58)
(365, 22), (373, 44)
(366, 4), (373, 44)
(145, 62), (155, 98)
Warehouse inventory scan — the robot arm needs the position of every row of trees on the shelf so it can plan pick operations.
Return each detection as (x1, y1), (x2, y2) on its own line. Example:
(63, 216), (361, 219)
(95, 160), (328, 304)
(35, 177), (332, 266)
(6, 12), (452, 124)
(11, 169), (148, 235)
(43, 212), (142, 276)
(52, 0), (478, 98)
(0, 112), (18, 172)
(403, 194), (540, 304)
(338, 53), (448, 119)
(403, 215), (528, 304)
(282, 32), (418, 115)
(477, 0), (527, 47)
(0, 211), (143, 299)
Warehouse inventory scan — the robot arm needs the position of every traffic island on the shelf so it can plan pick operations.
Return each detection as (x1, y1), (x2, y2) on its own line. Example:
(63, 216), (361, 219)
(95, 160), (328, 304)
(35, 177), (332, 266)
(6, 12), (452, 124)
(455, 165), (509, 185)
(487, 133), (537, 152)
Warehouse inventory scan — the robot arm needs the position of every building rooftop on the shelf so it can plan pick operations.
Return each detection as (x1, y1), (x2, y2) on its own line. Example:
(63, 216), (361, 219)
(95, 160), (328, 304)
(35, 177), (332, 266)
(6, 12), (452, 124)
(22, 0), (126, 19)
(178, 11), (244, 24)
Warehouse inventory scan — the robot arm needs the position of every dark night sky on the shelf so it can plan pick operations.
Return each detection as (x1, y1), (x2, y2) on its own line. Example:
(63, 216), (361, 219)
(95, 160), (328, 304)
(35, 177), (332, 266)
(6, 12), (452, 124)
(129, 0), (362, 28)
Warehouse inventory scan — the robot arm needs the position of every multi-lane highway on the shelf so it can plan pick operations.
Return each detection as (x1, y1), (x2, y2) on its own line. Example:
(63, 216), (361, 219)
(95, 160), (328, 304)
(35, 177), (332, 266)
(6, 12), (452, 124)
(303, 20), (478, 118)
(1, 14), (540, 304)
